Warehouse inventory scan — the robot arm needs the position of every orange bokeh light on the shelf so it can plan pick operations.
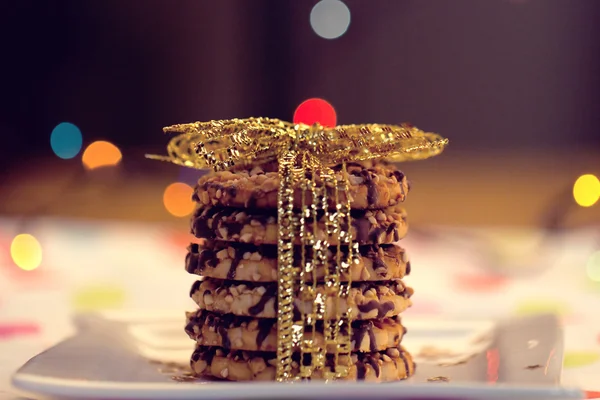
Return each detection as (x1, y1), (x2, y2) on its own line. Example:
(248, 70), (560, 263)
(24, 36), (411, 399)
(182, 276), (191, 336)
(163, 182), (195, 217)
(293, 98), (337, 127)
(82, 141), (122, 170)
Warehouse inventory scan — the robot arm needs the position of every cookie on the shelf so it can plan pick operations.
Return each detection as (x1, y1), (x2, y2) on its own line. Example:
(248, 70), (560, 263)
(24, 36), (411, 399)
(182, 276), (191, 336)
(194, 162), (409, 210)
(185, 310), (407, 353)
(190, 279), (413, 320)
(185, 242), (411, 282)
(190, 204), (408, 245)
(190, 345), (415, 381)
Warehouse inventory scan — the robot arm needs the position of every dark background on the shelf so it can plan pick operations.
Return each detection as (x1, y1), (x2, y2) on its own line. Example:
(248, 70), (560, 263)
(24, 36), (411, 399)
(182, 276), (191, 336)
(0, 0), (599, 226)
(2, 0), (600, 164)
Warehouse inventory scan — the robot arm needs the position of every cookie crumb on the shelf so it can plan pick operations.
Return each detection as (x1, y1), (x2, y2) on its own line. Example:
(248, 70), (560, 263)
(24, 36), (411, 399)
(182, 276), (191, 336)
(427, 376), (450, 382)
(150, 359), (196, 381)
(524, 364), (542, 370)
(171, 372), (202, 383)
(438, 359), (466, 367)
(417, 345), (458, 359)
(437, 354), (475, 367)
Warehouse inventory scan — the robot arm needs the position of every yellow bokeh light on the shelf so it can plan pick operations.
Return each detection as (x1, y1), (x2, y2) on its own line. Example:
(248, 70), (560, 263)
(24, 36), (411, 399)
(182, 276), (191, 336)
(163, 182), (195, 217)
(586, 251), (600, 282)
(82, 141), (122, 170)
(573, 174), (600, 207)
(10, 234), (42, 271)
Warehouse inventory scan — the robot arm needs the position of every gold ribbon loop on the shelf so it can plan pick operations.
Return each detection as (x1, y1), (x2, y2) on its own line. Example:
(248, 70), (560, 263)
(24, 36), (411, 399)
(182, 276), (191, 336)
(146, 118), (448, 171)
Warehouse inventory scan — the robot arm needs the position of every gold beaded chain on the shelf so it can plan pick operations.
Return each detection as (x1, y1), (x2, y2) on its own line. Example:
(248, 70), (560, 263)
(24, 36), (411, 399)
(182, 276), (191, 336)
(276, 149), (296, 380)
(146, 118), (448, 381)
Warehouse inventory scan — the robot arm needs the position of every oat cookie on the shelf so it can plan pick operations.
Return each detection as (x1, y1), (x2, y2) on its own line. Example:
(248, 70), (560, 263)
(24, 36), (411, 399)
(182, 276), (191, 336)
(194, 162), (409, 210)
(190, 345), (415, 381)
(185, 241), (411, 282)
(190, 204), (408, 245)
(185, 310), (407, 353)
(190, 279), (413, 320)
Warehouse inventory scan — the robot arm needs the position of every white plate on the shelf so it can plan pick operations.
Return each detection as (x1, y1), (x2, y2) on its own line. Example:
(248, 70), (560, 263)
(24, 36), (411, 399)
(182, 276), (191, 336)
(11, 311), (582, 400)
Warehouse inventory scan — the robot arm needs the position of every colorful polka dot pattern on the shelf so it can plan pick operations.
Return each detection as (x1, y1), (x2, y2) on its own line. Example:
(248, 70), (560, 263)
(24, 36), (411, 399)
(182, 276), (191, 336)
(453, 272), (508, 291)
(0, 323), (40, 339)
(71, 284), (126, 311)
(514, 300), (571, 316)
(563, 351), (600, 368)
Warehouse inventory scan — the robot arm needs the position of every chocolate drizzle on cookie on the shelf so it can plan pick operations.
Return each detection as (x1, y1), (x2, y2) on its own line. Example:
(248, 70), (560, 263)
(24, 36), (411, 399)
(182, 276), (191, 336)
(352, 320), (380, 352)
(354, 352), (390, 379)
(399, 348), (412, 376)
(191, 348), (202, 363)
(186, 244), (218, 275)
(352, 219), (386, 244)
(191, 204), (406, 245)
(372, 257), (387, 275)
(366, 355), (381, 378)
(189, 280), (202, 297)
(198, 346), (217, 365)
(391, 170), (407, 198)
(256, 319), (276, 348)
(218, 324), (231, 349)
(349, 168), (379, 205)
(248, 285), (277, 316)
(226, 249), (243, 280)
(357, 300), (396, 319)
(198, 250), (217, 273)
(387, 222), (400, 241)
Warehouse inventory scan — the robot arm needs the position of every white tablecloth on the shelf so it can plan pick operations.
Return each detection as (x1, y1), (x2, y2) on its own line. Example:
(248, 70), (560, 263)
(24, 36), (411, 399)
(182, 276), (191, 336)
(1, 218), (599, 398)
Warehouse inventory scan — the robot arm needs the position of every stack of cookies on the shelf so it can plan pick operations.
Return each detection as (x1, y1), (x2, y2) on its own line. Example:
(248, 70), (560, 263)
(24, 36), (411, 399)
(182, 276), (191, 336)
(184, 161), (416, 381)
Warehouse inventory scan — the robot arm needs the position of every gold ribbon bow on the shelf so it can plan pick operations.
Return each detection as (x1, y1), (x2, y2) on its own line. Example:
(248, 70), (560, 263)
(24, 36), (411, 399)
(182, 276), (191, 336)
(147, 117), (447, 381)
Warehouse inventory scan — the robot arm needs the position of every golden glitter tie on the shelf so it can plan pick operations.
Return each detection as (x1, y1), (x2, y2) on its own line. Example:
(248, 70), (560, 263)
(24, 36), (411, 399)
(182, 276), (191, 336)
(147, 117), (448, 381)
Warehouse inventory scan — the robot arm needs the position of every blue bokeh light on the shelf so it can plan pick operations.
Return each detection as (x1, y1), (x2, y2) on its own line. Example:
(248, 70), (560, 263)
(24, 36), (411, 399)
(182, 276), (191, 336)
(50, 122), (83, 159)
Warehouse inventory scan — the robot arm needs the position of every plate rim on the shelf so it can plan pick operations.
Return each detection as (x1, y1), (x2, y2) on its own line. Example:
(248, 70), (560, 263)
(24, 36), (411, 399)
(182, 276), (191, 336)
(11, 313), (574, 400)
(12, 372), (584, 400)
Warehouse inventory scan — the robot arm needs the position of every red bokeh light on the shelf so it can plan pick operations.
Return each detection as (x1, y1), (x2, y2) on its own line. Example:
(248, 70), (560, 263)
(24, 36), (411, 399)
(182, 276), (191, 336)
(293, 98), (337, 127)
